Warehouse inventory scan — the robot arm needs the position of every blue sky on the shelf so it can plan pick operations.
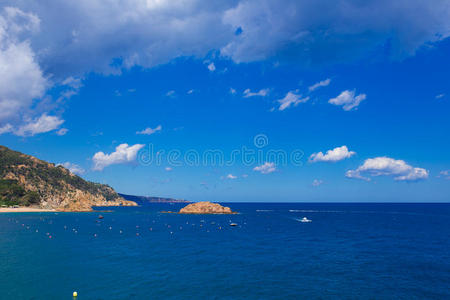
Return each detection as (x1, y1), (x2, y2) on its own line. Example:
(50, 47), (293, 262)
(0, 1), (449, 202)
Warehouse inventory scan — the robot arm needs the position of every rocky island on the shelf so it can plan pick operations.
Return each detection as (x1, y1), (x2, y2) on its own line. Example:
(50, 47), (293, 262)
(178, 201), (236, 214)
(0, 145), (137, 212)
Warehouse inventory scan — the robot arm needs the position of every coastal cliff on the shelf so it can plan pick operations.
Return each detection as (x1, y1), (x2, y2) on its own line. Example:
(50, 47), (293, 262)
(0, 145), (137, 211)
(178, 201), (236, 214)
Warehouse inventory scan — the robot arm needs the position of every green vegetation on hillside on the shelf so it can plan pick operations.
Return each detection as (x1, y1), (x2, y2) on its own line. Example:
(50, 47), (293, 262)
(0, 179), (40, 206)
(0, 145), (120, 206)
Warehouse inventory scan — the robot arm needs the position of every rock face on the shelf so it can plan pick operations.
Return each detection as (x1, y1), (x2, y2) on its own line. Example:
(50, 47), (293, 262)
(0, 145), (137, 211)
(179, 201), (236, 214)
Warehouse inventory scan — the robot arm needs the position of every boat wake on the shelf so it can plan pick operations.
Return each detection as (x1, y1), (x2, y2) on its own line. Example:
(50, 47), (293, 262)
(289, 209), (343, 213)
(295, 217), (312, 223)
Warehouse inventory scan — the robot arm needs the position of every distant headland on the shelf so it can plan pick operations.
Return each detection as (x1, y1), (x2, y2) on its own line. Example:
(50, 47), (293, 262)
(119, 193), (190, 204)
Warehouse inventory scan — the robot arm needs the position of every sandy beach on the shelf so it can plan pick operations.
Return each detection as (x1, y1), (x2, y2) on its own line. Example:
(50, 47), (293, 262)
(0, 207), (56, 213)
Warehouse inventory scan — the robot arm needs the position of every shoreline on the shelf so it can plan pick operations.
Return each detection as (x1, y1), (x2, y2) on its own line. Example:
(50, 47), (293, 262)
(0, 207), (56, 213)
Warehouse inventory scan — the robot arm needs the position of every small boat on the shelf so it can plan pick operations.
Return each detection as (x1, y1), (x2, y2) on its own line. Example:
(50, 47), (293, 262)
(98, 215), (104, 219)
(229, 223), (238, 226)
(300, 217), (312, 223)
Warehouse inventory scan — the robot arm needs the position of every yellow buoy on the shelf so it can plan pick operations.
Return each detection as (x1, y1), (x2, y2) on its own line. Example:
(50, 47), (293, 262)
(73, 291), (78, 297)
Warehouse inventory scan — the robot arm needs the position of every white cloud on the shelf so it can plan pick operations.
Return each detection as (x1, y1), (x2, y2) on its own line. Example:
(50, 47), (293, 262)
(436, 93), (445, 99)
(4, 0), (448, 78)
(92, 143), (145, 171)
(1, 1), (449, 132)
(57, 162), (85, 175)
(58, 76), (83, 101)
(309, 79), (331, 92)
(14, 114), (64, 137)
(253, 162), (276, 174)
(439, 170), (450, 179)
(0, 7), (48, 123)
(61, 76), (83, 89)
(277, 91), (309, 111)
(0, 1), (448, 102)
(165, 167), (173, 171)
(166, 90), (175, 97)
(187, 89), (194, 94)
(226, 174), (237, 179)
(329, 90), (366, 111)
(136, 125), (162, 135)
(243, 88), (269, 98)
(56, 128), (68, 136)
(309, 145), (356, 163)
(0, 124), (12, 134)
(346, 157), (429, 182)
(207, 62), (216, 71)
(312, 179), (323, 186)
(221, 1), (450, 64)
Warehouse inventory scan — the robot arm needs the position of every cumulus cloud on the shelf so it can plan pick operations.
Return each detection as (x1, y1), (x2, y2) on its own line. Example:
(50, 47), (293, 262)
(56, 128), (68, 136)
(207, 62), (216, 71)
(253, 162), (276, 174)
(309, 79), (331, 92)
(3, 0), (449, 78)
(436, 93), (445, 99)
(14, 114), (64, 137)
(346, 157), (429, 182)
(57, 76), (83, 101)
(0, 124), (12, 134)
(166, 90), (175, 97)
(57, 162), (85, 175)
(61, 76), (83, 90)
(221, 0), (450, 64)
(277, 91), (309, 111)
(0, 42), (47, 121)
(329, 90), (366, 111)
(439, 170), (450, 179)
(243, 88), (269, 98)
(312, 179), (323, 186)
(136, 125), (162, 135)
(92, 143), (144, 171)
(309, 145), (356, 163)
(2, 1), (450, 130)
(226, 174), (237, 179)
(0, 7), (48, 123)
(12, 1), (234, 77)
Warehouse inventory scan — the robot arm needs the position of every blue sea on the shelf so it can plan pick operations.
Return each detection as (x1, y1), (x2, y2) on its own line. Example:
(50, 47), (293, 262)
(1, 203), (449, 299)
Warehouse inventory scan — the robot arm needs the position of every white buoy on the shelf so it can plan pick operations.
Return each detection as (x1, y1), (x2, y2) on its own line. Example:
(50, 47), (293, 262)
(73, 291), (78, 297)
